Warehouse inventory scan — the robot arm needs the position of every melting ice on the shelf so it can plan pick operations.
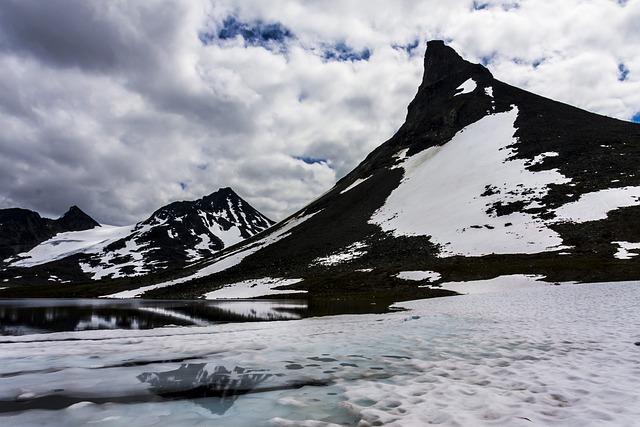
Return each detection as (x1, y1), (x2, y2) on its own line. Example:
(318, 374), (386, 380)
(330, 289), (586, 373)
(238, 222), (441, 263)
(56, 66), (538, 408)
(1, 281), (639, 426)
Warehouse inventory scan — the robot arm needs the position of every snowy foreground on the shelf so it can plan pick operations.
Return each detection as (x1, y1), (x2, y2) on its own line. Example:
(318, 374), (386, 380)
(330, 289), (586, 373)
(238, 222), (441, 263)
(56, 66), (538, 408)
(1, 281), (640, 426)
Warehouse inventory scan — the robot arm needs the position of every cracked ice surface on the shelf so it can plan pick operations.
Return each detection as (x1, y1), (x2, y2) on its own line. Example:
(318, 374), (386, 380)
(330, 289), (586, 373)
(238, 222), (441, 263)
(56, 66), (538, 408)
(1, 281), (639, 426)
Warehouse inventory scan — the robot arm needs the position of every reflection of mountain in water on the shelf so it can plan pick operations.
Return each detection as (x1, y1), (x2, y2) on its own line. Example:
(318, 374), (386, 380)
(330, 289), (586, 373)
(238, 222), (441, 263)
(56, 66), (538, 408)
(201, 300), (307, 321)
(138, 364), (276, 415)
(0, 299), (308, 335)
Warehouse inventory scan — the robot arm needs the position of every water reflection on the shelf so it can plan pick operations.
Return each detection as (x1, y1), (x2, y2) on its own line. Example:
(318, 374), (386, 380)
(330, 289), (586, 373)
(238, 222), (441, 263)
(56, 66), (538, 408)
(0, 299), (307, 335)
(138, 364), (276, 415)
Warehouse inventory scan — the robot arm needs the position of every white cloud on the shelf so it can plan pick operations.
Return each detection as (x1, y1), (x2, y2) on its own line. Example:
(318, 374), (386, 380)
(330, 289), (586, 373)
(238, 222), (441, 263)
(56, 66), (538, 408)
(0, 0), (638, 225)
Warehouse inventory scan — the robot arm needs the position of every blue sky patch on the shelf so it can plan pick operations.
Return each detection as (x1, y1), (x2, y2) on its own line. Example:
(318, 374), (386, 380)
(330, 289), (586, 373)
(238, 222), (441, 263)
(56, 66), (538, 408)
(322, 42), (371, 62)
(392, 40), (420, 56)
(502, 2), (521, 10)
(199, 16), (294, 51)
(473, 1), (491, 10)
(179, 182), (188, 190)
(481, 53), (496, 67)
(632, 112), (640, 123)
(618, 63), (629, 81)
(293, 155), (332, 167)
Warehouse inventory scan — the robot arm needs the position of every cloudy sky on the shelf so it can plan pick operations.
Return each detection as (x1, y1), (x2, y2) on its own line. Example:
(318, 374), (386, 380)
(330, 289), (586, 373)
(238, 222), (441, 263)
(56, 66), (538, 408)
(1, 0), (639, 225)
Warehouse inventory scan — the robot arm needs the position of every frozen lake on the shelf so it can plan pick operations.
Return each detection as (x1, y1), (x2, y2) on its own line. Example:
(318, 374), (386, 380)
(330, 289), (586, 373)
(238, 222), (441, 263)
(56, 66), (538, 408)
(1, 280), (639, 426)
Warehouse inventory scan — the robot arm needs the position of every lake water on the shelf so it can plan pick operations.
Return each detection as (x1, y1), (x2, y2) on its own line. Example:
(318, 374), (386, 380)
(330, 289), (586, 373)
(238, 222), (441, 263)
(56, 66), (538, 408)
(0, 297), (398, 335)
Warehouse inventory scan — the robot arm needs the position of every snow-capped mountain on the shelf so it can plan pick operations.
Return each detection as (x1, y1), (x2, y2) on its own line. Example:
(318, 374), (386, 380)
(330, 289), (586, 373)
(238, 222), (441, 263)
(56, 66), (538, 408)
(1, 188), (273, 285)
(114, 40), (640, 301)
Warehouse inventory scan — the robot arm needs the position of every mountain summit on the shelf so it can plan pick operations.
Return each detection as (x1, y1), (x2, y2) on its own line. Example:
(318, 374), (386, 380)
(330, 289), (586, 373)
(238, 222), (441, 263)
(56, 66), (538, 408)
(2, 41), (640, 299)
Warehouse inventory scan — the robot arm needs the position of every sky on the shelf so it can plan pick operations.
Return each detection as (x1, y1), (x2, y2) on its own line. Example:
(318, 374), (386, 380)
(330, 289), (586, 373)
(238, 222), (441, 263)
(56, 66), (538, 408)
(0, 0), (639, 225)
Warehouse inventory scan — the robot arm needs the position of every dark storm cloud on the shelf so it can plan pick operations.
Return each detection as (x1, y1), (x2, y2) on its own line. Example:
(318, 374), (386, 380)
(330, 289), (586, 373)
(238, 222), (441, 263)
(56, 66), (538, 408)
(0, 0), (122, 71)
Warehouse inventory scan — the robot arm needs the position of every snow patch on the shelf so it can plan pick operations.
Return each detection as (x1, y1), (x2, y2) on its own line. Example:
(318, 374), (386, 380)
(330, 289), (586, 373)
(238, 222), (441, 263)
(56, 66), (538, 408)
(311, 241), (367, 266)
(455, 78), (476, 95)
(340, 176), (371, 194)
(396, 270), (441, 282)
(435, 274), (564, 294)
(484, 86), (494, 98)
(530, 151), (559, 166)
(613, 241), (640, 260)
(553, 186), (640, 223)
(203, 278), (305, 299)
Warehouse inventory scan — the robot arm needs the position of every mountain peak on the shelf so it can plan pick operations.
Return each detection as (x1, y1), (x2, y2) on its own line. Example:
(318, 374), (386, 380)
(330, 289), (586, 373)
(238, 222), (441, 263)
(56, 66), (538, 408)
(56, 206), (100, 231)
(419, 40), (492, 94)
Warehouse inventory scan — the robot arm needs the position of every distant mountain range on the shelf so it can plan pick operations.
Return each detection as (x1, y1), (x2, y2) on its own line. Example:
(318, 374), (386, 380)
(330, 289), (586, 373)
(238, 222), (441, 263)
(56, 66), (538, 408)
(0, 188), (274, 287)
(2, 40), (639, 299)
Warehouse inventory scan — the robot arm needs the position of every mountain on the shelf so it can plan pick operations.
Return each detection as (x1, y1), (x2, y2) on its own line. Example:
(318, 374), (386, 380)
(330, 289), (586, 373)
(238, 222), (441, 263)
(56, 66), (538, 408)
(0, 188), (274, 285)
(114, 40), (640, 301)
(2, 41), (640, 299)
(0, 206), (99, 260)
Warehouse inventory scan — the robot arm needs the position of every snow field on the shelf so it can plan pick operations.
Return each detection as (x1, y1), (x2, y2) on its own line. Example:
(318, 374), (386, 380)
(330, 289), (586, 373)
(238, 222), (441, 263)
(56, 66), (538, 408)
(370, 107), (571, 256)
(8, 225), (134, 267)
(2, 281), (639, 426)
(370, 106), (640, 258)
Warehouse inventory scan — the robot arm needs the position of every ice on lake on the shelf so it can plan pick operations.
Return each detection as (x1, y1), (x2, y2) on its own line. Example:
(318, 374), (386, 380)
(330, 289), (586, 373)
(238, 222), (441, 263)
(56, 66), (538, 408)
(1, 280), (639, 426)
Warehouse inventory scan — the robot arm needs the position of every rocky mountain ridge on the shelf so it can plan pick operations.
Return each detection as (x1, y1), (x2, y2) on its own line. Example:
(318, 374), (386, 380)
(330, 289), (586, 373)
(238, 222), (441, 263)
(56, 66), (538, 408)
(0, 188), (273, 286)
